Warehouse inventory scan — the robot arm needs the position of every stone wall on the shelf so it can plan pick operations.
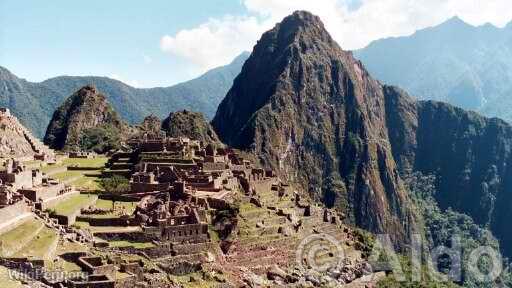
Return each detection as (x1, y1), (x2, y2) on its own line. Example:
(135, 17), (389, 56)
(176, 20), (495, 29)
(51, 195), (97, 226)
(173, 242), (212, 255)
(0, 201), (31, 234)
(19, 183), (66, 202)
(0, 170), (33, 190)
(75, 216), (134, 227)
(160, 261), (202, 276)
(98, 194), (139, 202)
(94, 232), (150, 243)
(40, 190), (80, 210)
(78, 256), (116, 278)
(161, 222), (208, 243)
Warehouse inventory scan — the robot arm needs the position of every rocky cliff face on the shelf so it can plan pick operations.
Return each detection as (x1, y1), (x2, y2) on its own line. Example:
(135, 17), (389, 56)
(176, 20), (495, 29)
(44, 85), (131, 152)
(384, 86), (512, 257)
(138, 115), (162, 136)
(0, 108), (54, 158)
(162, 110), (220, 144)
(213, 11), (414, 242)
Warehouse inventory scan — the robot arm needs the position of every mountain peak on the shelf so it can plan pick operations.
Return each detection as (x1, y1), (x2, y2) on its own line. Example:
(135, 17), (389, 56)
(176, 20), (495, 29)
(0, 66), (18, 81)
(259, 10), (337, 51)
(44, 86), (128, 152)
(285, 10), (323, 26)
(213, 12), (413, 243)
(162, 110), (220, 144)
(439, 15), (470, 28)
(77, 84), (97, 94)
(72, 85), (107, 104)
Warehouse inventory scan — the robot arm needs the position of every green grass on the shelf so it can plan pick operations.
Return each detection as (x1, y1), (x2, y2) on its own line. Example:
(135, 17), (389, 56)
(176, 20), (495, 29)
(62, 157), (108, 168)
(23, 160), (42, 169)
(41, 164), (63, 173)
(42, 157), (107, 190)
(73, 221), (141, 234)
(0, 266), (23, 288)
(90, 199), (137, 217)
(52, 170), (84, 181)
(57, 239), (88, 254)
(13, 226), (58, 259)
(50, 194), (97, 216)
(73, 221), (90, 230)
(0, 217), (43, 256)
(208, 225), (220, 242)
(53, 169), (103, 190)
(71, 176), (102, 191)
(108, 240), (155, 249)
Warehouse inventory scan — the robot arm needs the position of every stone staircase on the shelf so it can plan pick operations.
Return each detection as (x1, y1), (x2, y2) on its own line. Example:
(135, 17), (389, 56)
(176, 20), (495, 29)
(21, 125), (55, 157)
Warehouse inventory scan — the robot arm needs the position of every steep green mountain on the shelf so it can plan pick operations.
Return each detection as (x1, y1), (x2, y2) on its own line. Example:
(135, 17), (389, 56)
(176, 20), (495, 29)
(355, 17), (512, 121)
(162, 110), (220, 144)
(137, 115), (163, 137)
(213, 11), (512, 262)
(44, 85), (133, 153)
(0, 52), (249, 138)
(385, 86), (512, 258)
(213, 11), (415, 243)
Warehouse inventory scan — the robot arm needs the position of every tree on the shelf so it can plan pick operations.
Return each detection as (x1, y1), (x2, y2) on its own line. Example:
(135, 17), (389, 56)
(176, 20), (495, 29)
(100, 175), (130, 210)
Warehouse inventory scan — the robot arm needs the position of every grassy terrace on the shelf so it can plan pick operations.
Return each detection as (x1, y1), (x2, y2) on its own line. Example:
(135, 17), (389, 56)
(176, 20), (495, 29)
(49, 194), (97, 216)
(13, 226), (58, 259)
(70, 173), (102, 191)
(74, 221), (141, 234)
(108, 240), (155, 249)
(42, 157), (107, 190)
(0, 217), (59, 260)
(0, 217), (43, 256)
(62, 157), (108, 168)
(89, 199), (138, 218)
(0, 266), (23, 288)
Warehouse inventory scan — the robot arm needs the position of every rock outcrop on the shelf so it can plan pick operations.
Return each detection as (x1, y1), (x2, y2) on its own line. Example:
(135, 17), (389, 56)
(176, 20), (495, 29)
(138, 115), (162, 136)
(0, 108), (55, 159)
(213, 10), (512, 257)
(213, 11), (414, 242)
(162, 110), (220, 144)
(44, 85), (132, 153)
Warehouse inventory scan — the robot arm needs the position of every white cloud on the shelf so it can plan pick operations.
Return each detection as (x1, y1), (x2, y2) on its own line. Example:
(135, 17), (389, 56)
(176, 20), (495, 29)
(143, 54), (153, 64)
(160, 0), (512, 72)
(161, 15), (268, 71)
(110, 74), (140, 88)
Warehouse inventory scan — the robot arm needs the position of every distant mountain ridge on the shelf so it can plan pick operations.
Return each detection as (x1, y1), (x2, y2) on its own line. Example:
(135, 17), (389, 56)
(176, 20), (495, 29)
(355, 17), (512, 121)
(0, 52), (249, 138)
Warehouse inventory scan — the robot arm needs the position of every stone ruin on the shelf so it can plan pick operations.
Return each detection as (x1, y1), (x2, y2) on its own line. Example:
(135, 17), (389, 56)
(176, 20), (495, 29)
(0, 181), (24, 208)
(0, 159), (34, 190)
(108, 135), (280, 202)
(135, 195), (209, 244)
(69, 151), (97, 159)
(0, 107), (55, 162)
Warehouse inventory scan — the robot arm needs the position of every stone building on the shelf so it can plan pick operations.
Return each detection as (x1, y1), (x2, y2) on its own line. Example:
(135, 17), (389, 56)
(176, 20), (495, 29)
(136, 196), (209, 244)
(0, 159), (34, 190)
(0, 182), (23, 207)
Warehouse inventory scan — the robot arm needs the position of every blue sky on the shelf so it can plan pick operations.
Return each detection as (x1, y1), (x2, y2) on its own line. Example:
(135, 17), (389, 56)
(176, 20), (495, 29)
(1, 0), (510, 88)
(0, 0), (245, 87)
